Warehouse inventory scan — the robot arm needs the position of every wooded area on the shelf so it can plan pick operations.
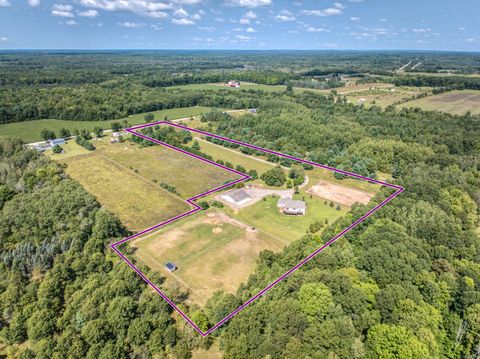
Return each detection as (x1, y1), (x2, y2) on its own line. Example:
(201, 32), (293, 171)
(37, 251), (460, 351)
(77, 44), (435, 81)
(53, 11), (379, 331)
(0, 51), (479, 358)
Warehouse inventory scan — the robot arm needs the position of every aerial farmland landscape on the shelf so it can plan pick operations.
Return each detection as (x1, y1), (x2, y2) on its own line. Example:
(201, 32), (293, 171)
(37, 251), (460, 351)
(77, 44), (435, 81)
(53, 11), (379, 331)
(1, 0), (480, 358)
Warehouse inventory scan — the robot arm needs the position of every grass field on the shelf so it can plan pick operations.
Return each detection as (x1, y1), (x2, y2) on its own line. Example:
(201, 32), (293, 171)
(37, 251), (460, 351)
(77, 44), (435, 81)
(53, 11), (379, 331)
(399, 90), (480, 115)
(53, 136), (240, 230)
(345, 86), (432, 108)
(96, 141), (238, 198)
(131, 210), (284, 305)
(62, 153), (189, 231)
(0, 106), (220, 143)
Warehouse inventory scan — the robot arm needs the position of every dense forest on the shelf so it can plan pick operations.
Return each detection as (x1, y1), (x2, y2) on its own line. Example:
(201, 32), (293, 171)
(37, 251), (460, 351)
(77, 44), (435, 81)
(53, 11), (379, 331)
(0, 52), (479, 358)
(1, 51), (479, 123)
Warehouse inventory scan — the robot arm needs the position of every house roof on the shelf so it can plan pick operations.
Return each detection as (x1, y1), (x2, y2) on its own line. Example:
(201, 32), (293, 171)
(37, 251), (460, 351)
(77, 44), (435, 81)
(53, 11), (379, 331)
(49, 138), (65, 145)
(278, 198), (306, 209)
(227, 189), (251, 203)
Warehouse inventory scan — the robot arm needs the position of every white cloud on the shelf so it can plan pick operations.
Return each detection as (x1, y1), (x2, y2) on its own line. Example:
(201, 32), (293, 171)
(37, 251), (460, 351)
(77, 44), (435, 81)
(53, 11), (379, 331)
(0, 0), (11, 7)
(66, 19), (77, 25)
(0, 36), (9, 41)
(466, 38), (476, 43)
(236, 34), (253, 40)
(275, 10), (295, 21)
(78, 0), (171, 19)
(174, 8), (189, 17)
(239, 18), (250, 24)
(246, 27), (256, 32)
(244, 10), (257, 19)
(307, 26), (329, 32)
(302, 3), (345, 17)
(172, 18), (195, 25)
(226, 0), (271, 8)
(52, 4), (75, 18)
(118, 21), (145, 28)
(350, 16), (359, 21)
(459, 27), (466, 31)
(198, 26), (216, 32)
(27, 0), (41, 7)
(78, 9), (99, 17)
(412, 27), (431, 33)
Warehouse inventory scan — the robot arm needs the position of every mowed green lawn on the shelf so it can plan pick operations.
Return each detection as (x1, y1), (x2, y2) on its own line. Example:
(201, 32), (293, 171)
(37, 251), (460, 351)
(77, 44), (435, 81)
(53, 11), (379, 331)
(131, 210), (283, 305)
(98, 141), (239, 198)
(234, 194), (347, 243)
(0, 106), (219, 143)
(399, 90), (480, 115)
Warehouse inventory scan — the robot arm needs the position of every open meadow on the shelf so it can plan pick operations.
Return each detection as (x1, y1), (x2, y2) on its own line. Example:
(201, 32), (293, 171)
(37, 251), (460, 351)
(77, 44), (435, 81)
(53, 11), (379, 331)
(49, 136), (240, 230)
(131, 210), (284, 305)
(399, 90), (480, 115)
(345, 86), (432, 108)
(62, 153), (189, 231)
(0, 106), (219, 143)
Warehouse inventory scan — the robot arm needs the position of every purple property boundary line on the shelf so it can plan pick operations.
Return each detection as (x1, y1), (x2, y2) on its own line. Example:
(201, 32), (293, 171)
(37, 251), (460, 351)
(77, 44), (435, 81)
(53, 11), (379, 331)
(110, 120), (404, 336)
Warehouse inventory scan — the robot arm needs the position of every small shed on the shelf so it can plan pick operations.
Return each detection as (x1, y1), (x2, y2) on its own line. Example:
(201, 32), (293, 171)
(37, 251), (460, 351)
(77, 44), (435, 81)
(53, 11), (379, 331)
(49, 138), (66, 147)
(165, 262), (177, 272)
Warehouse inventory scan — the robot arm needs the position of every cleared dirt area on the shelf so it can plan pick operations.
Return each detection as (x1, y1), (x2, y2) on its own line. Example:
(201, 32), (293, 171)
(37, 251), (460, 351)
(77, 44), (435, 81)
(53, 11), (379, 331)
(131, 211), (284, 305)
(307, 180), (374, 207)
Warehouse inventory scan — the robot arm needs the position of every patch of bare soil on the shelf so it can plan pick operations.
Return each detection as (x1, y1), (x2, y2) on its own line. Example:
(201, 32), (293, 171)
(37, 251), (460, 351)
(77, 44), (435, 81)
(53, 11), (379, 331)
(307, 180), (373, 206)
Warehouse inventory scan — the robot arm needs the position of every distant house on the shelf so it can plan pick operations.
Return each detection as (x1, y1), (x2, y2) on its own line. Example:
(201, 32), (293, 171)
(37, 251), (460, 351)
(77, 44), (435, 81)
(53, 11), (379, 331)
(228, 80), (240, 88)
(248, 108), (257, 113)
(277, 198), (307, 215)
(357, 98), (366, 105)
(49, 138), (66, 147)
(30, 143), (50, 152)
(165, 262), (177, 272)
(221, 189), (252, 206)
(112, 132), (121, 137)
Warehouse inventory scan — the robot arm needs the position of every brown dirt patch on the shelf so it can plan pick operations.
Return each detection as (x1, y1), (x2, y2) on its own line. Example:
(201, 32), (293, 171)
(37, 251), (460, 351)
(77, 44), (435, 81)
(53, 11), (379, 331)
(307, 180), (374, 206)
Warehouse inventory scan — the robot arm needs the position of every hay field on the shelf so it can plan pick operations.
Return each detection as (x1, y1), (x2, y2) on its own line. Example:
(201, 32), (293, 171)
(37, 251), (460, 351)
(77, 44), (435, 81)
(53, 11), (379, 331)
(399, 90), (480, 115)
(63, 154), (189, 231)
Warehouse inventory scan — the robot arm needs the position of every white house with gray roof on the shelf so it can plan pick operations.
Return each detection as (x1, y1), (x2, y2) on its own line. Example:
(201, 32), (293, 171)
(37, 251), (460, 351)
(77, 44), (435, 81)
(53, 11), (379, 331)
(277, 198), (307, 215)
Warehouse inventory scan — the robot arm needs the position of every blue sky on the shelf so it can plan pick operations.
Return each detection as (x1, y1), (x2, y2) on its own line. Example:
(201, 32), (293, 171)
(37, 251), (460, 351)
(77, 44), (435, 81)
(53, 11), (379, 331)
(1, 0), (479, 50)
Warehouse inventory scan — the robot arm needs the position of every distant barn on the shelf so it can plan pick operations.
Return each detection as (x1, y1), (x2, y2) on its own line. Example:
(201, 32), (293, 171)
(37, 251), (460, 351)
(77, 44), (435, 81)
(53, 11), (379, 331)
(165, 262), (177, 272)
